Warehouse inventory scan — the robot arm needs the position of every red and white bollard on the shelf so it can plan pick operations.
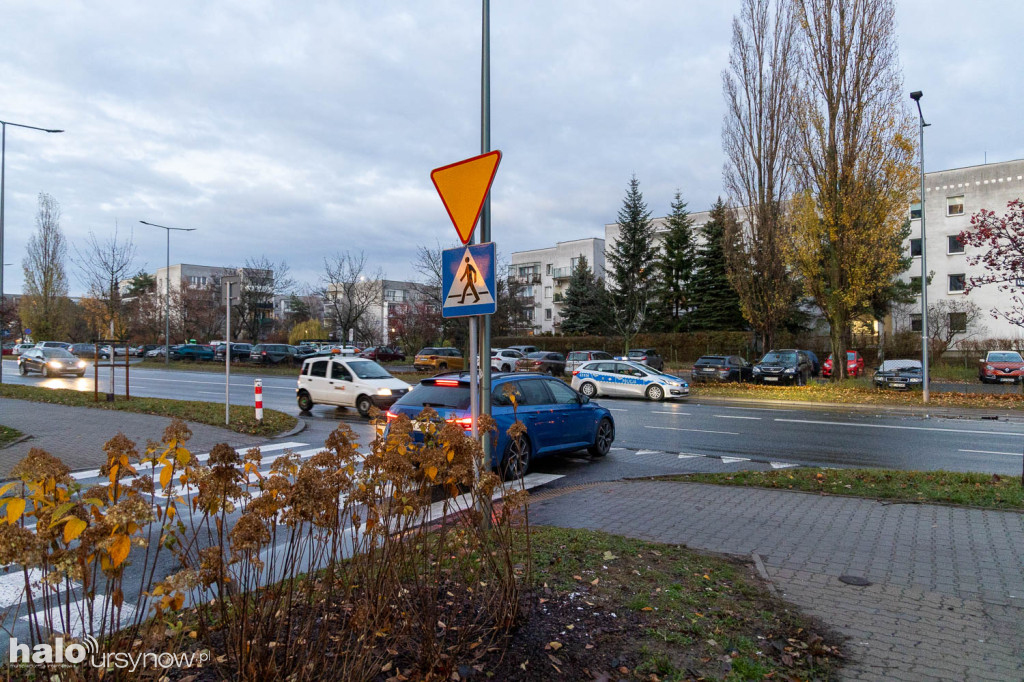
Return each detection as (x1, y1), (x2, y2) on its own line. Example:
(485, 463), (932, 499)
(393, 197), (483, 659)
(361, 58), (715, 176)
(254, 379), (264, 422)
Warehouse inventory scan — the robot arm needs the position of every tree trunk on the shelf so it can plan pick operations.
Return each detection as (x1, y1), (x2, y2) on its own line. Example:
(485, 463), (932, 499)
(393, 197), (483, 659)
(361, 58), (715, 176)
(829, 317), (847, 381)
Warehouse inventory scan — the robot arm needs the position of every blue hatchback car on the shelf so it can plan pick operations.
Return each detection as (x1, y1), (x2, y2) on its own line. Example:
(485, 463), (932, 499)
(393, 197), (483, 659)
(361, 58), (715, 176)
(387, 372), (615, 480)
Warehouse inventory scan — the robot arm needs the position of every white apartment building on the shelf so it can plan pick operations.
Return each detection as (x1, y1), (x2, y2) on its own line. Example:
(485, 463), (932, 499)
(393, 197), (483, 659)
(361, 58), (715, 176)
(508, 238), (606, 334)
(901, 158), (1024, 342)
(603, 209), (714, 278)
(153, 264), (239, 297)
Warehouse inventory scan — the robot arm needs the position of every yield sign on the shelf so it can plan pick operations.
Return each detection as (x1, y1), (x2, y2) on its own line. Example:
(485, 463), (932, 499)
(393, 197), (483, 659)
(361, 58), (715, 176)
(430, 150), (502, 244)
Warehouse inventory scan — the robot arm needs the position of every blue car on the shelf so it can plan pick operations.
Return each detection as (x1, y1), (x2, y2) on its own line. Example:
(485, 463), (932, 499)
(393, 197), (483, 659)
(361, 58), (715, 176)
(387, 372), (615, 480)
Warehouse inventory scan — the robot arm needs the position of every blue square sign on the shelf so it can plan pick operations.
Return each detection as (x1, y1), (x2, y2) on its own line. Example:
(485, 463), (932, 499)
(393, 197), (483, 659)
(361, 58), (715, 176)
(442, 242), (497, 318)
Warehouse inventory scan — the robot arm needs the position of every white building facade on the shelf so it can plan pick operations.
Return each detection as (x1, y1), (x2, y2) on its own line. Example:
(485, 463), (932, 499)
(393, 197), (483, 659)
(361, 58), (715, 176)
(508, 238), (606, 334)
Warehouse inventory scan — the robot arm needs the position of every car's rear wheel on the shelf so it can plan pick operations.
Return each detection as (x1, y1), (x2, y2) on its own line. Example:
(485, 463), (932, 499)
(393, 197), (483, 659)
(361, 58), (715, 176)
(645, 384), (664, 401)
(356, 395), (373, 418)
(588, 418), (614, 457)
(579, 381), (597, 398)
(297, 391), (314, 412)
(438, 362), (448, 370)
(549, 367), (559, 377)
(500, 436), (531, 481)
(19, 363), (27, 376)
(501, 363), (511, 372)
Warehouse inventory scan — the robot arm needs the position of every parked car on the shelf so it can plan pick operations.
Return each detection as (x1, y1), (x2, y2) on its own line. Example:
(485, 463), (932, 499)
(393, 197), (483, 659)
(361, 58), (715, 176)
(170, 344), (215, 361)
(34, 341), (71, 351)
(387, 372), (615, 480)
(413, 347), (464, 372)
(133, 344), (161, 357)
(507, 345), (539, 356)
(249, 344), (298, 366)
(570, 359), (689, 402)
(2, 343), (15, 356)
(12, 343), (35, 356)
(564, 350), (614, 375)
(617, 348), (664, 372)
(515, 351), (566, 376)
(359, 345), (406, 362)
(751, 349), (813, 386)
(690, 355), (752, 383)
(18, 348), (87, 377)
(297, 357), (411, 417)
(873, 359), (925, 390)
(146, 346), (174, 358)
(491, 348), (525, 373)
(214, 342), (252, 362)
(822, 350), (866, 378)
(69, 343), (110, 360)
(978, 351), (1024, 384)
(803, 350), (821, 377)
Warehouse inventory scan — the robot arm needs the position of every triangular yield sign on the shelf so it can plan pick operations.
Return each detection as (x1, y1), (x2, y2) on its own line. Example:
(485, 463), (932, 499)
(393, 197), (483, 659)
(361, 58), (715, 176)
(431, 150), (502, 244)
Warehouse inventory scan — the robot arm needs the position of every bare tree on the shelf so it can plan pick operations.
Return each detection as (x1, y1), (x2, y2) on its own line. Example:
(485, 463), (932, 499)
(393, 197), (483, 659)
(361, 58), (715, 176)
(21, 193), (71, 340)
(319, 251), (384, 344)
(235, 257), (295, 343)
(927, 298), (986, 363)
(173, 280), (225, 343)
(73, 223), (137, 339)
(722, 0), (799, 352)
(412, 241), (464, 347)
(788, 0), (917, 379)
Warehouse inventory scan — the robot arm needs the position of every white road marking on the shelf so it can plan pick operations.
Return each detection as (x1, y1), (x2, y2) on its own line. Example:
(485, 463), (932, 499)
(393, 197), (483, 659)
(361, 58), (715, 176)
(635, 450), (664, 456)
(720, 456), (750, 464)
(714, 415), (761, 420)
(0, 569), (46, 609)
(774, 418), (1024, 437)
(20, 596), (136, 639)
(645, 426), (739, 435)
(605, 408), (628, 412)
(653, 411), (691, 415)
(770, 462), (798, 469)
(959, 449), (1023, 457)
(676, 453), (705, 459)
(69, 441), (310, 481)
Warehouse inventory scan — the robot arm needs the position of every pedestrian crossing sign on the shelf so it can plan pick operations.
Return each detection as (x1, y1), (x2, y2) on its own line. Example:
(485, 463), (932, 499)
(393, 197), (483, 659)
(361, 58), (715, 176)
(442, 242), (497, 318)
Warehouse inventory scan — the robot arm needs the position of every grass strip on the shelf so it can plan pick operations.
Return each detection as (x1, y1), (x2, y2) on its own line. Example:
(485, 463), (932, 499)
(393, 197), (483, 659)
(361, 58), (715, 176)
(134, 359), (302, 376)
(0, 426), (24, 448)
(669, 468), (1024, 510)
(0, 384), (296, 437)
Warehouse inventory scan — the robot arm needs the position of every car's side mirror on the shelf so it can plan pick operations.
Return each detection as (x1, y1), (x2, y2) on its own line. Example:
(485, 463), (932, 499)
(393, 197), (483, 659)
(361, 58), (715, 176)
(579, 394), (590, 404)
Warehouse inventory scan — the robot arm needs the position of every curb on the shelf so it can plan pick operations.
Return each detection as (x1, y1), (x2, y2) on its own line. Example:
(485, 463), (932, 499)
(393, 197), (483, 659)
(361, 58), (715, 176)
(273, 417), (307, 440)
(689, 394), (1024, 422)
(0, 434), (33, 450)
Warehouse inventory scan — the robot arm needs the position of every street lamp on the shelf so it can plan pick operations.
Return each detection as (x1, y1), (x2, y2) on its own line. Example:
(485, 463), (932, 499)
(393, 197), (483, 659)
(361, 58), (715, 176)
(0, 120), (63, 384)
(140, 220), (196, 364)
(909, 91), (930, 403)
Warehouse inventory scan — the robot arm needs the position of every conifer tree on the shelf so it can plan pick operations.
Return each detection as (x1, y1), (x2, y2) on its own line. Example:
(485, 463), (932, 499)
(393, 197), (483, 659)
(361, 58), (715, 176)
(688, 198), (746, 331)
(652, 191), (696, 331)
(606, 175), (657, 349)
(559, 255), (610, 335)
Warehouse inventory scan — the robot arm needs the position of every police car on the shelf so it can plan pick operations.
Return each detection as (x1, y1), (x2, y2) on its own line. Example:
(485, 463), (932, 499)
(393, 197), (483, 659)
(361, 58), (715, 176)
(570, 359), (689, 401)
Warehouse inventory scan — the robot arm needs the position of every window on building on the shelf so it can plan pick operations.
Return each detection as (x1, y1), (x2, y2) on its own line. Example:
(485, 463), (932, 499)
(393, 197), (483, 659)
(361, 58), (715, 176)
(910, 314), (922, 332)
(570, 256), (579, 270)
(545, 308), (552, 320)
(909, 238), (922, 257)
(544, 286), (552, 299)
(522, 286), (534, 297)
(948, 273), (966, 293)
(188, 276), (208, 287)
(946, 195), (964, 216)
(910, 276), (922, 292)
(524, 308), (534, 321)
(948, 312), (967, 333)
(947, 235), (965, 254)
(545, 264), (551, 275)
(910, 202), (922, 220)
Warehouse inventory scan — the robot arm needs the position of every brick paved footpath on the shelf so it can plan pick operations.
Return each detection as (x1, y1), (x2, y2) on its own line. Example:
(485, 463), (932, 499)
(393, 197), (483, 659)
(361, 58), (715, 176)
(0, 398), (268, 476)
(530, 481), (1024, 682)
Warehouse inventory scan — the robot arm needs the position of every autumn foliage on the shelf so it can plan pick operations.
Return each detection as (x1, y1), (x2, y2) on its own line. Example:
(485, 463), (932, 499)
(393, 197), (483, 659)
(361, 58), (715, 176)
(958, 199), (1024, 327)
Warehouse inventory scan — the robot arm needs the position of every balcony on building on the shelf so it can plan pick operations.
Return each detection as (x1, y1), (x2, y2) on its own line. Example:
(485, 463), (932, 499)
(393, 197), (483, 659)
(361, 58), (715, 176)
(551, 266), (572, 281)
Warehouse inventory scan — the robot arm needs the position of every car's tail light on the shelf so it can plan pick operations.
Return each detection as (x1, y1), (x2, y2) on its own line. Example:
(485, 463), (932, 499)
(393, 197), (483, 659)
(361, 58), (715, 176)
(572, 370), (579, 376)
(386, 410), (398, 422)
(446, 416), (473, 429)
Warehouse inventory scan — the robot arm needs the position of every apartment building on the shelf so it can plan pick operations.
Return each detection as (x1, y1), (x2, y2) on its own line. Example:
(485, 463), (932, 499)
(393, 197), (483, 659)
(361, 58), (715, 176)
(901, 158), (1024, 342)
(508, 238), (605, 334)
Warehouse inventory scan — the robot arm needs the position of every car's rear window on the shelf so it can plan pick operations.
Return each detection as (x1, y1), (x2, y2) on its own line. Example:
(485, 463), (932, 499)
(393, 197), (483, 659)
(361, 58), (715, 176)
(395, 384), (470, 410)
(695, 356), (725, 366)
(527, 352), (547, 359)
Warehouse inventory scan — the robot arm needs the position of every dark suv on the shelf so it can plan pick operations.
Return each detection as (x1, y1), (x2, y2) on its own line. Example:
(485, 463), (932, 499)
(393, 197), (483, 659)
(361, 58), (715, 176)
(691, 355), (752, 383)
(752, 349), (813, 386)
(249, 344), (298, 366)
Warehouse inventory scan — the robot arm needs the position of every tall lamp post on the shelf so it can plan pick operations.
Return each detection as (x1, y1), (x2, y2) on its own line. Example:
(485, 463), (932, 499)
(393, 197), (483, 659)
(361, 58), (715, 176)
(0, 120), (63, 384)
(140, 221), (196, 365)
(910, 91), (930, 403)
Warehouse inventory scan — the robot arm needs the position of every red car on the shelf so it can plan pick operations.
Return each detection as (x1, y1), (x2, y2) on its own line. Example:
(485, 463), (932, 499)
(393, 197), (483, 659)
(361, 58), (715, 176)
(822, 350), (865, 378)
(359, 345), (406, 362)
(978, 351), (1024, 384)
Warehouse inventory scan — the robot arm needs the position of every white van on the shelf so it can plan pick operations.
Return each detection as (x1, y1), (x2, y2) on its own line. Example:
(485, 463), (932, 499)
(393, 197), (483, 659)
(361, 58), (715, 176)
(296, 357), (411, 417)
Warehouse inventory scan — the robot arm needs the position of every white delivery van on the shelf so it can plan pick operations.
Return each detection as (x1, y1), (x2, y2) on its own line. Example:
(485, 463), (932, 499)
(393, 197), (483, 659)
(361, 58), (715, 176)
(296, 357), (411, 417)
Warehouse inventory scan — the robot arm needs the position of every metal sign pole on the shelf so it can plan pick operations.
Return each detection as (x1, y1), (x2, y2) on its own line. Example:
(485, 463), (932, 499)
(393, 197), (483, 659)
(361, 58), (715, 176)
(226, 285), (232, 425)
(479, 0), (493, 474)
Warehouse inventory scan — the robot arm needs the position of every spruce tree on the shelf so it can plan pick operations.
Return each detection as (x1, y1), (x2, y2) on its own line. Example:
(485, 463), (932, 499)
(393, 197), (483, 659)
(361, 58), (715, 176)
(689, 198), (746, 331)
(652, 191), (696, 331)
(606, 175), (657, 349)
(560, 255), (610, 335)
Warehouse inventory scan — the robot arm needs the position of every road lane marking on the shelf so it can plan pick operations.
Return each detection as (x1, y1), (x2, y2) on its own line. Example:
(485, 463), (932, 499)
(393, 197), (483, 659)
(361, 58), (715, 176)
(605, 408), (628, 412)
(770, 462), (798, 469)
(644, 426), (739, 435)
(635, 450), (664, 456)
(959, 449), (1023, 457)
(677, 453), (703, 459)
(653, 411), (691, 415)
(774, 418), (1024, 437)
(720, 456), (749, 464)
(714, 415), (761, 420)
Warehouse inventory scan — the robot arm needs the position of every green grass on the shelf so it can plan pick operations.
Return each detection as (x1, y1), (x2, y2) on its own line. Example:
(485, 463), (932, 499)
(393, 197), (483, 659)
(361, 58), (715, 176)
(0, 384), (297, 437)
(669, 468), (1024, 510)
(135, 359), (302, 376)
(527, 526), (841, 680)
(0, 426), (24, 448)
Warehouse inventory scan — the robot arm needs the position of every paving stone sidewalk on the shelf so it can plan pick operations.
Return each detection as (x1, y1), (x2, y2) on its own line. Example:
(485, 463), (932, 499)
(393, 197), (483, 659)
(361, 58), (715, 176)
(530, 481), (1024, 681)
(0, 398), (268, 476)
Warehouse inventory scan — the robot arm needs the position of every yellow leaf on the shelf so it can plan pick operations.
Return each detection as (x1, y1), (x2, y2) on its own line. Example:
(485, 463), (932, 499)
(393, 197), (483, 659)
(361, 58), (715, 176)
(175, 447), (191, 464)
(109, 534), (131, 567)
(425, 466), (438, 482)
(159, 464), (173, 490)
(547, 642), (562, 651)
(0, 482), (16, 498)
(5, 498), (26, 525)
(64, 517), (88, 543)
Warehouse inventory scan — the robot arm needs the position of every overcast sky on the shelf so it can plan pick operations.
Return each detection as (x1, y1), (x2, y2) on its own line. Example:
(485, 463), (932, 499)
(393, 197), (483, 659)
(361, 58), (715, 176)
(2, 0), (1021, 296)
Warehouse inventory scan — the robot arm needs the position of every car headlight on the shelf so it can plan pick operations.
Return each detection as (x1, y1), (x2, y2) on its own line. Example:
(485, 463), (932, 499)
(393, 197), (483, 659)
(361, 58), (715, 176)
(784, 367), (795, 373)
(985, 365), (994, 371)
(48, 360), (61, 367)
(752, 366), (761, 373)
(665, 380), (680, 387)
(77, 361), (87, 368)
(908, 378), (922, 383)
(376, 388), (392, 396)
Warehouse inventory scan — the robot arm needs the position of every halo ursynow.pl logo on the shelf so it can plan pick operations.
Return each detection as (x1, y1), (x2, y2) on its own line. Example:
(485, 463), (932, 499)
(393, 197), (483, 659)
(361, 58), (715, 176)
(9, 636), (210, 671)
(9, 635), (99, 664)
